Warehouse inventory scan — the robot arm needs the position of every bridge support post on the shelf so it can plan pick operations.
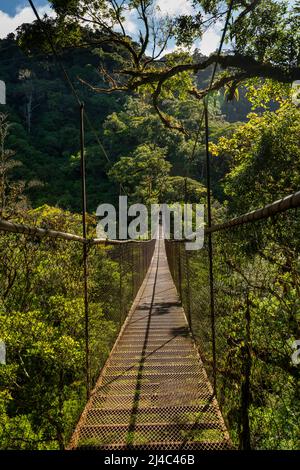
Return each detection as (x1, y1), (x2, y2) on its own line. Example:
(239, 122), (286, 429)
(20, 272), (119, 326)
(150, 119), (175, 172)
(131, 244), (135, 300)
(80, 103), (90, 399)
(239, 291), (252, 449)
(119, 245), (124, 326)
(143, 244), (146, 278)
(178, 243), (183, 304)
(204, 101), (217, 395)
(184, 249), (192, 328)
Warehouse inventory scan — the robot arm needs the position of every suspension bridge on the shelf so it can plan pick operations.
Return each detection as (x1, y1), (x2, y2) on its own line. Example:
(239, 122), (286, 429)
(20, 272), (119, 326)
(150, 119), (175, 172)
(69, 228), (230, 450)
(1, 189), (299, 449)
(0, 0), (298, 451)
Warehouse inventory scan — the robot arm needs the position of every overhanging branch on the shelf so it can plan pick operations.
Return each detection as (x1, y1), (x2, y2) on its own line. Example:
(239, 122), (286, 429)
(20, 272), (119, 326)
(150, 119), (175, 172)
(121, 54), (300, 92)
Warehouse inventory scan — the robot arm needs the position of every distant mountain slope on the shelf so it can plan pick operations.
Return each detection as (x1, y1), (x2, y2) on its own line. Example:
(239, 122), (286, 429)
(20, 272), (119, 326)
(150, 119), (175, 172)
(0, 35), (250, 212)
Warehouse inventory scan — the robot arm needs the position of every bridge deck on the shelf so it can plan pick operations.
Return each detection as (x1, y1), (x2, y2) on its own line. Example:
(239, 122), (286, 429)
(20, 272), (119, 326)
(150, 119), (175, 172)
(70, 236), (231, 450)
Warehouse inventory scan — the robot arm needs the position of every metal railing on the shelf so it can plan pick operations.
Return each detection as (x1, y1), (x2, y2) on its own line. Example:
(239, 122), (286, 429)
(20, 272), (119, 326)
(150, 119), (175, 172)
(165, 191), (300, 450)
(0, 218), (155, 449)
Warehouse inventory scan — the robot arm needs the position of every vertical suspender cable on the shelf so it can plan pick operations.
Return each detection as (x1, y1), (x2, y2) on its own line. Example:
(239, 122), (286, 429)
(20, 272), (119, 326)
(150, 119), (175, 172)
(204, 100), (217, 393)
(199, 0), (235, 396)
(27, 0), (127, 197)
(80, 103), (90, 398)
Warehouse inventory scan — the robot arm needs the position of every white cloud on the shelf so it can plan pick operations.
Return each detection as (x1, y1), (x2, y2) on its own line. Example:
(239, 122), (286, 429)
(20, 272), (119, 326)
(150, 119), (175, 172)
(0, 4), (54, 39)
(155, 0), (194, 17)
(159, 27), (221, 58)
(153, 1), (221, 57)
(160, 44), (176, 55)
(123, 9), (138, 35)
(198, 28), (221, 55)
(0, 2), (221, 57)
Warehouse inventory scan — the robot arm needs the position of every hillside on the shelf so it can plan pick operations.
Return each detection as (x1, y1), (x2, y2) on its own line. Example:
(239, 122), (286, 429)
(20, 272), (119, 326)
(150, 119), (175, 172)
(0, 35), (251, 213)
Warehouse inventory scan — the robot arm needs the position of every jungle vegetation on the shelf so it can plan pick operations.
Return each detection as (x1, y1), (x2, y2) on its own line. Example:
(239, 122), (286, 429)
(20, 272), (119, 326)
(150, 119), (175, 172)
(0, 0), (299, 450)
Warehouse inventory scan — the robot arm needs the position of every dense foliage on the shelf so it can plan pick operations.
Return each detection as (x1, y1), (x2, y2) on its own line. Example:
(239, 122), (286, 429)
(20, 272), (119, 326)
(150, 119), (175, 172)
(0, 36), (250, 213)
(0, 1), (299, 450)
(169, 210), (300, 449)
(211, 81), (300, 214)
(0, 35), (125, 211)
(0, 201), (153, 448)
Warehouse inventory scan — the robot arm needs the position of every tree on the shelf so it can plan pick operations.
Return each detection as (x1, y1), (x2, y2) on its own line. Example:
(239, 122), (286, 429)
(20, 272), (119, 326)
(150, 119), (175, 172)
(162, 176), (206, 204)
(0, 113), (27, 218)
(20, 0), (300, 133)
(108, 143), (171, 204)
(0, 36), (125, 212)
(210, 81), (300, 214)
(0, 205), (119, 449)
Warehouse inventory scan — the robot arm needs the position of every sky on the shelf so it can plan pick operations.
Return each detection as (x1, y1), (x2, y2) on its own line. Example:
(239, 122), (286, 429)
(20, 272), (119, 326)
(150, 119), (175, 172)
(0, 1), (53, 38)
(0, 0), (221, 55)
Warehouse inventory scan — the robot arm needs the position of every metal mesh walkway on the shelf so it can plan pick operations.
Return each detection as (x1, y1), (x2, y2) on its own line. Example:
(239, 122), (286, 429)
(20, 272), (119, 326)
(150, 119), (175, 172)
(69, 234), (231, 450)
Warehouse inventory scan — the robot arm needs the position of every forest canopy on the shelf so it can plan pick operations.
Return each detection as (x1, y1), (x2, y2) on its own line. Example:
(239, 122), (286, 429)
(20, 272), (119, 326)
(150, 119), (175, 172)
(0, 0), (299, 452)
(17, 0), (300, 133)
